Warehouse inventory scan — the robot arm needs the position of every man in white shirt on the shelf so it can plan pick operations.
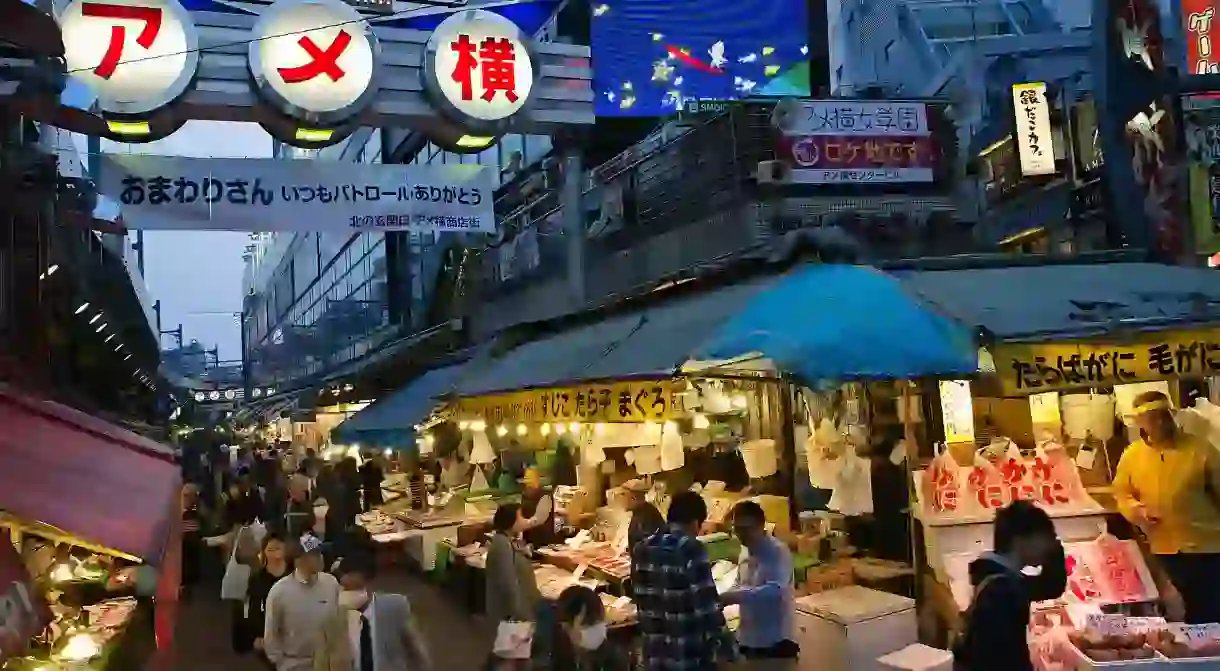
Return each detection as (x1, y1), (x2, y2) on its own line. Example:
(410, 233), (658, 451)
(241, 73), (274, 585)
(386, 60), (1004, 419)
(264, 535), (342, 671)
(332, 553), (432, 671)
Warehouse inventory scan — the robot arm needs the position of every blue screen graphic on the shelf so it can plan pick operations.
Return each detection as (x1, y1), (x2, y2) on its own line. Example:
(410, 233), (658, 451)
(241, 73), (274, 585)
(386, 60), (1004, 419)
(592, 0), (810, 117)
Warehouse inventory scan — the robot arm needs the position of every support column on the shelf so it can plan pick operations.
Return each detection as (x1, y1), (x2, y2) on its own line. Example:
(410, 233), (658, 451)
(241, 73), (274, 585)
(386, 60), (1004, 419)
(558, 131), (586, 307)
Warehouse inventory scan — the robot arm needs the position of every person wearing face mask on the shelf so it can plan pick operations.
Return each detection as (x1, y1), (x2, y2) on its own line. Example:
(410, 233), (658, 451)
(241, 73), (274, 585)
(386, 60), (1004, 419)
(532, 585), (627, 671)
(1114, 390), (1220, 624)
(319, 552), (432, 671)
(263, 535), (344, 671)
(721, 501), (799, 668)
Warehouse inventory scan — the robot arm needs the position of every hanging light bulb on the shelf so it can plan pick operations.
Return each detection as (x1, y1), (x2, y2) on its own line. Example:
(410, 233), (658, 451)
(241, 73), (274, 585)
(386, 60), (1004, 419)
(568, 422), (581, 434)
(516, 424), (527, 436)
(731, 394), (748, 409)
(458, 421), (470, 431)
(693, 413), (711, 429)
(75, 302), (89, 314)
(540, 423), (551, 436)
(496, 425), (508, 437)
(664, 420), (678, 432)
(594, 423), (607, 435)
(472, 420), (487, 432)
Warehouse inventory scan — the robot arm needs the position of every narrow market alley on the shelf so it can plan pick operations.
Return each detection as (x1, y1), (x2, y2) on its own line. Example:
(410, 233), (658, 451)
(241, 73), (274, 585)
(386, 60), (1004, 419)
(174, 571), (490, 670)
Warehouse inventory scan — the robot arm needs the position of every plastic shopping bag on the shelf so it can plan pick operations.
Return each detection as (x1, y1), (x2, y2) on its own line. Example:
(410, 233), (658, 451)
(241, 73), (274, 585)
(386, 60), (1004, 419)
(922, 443), (965, 515)
(966, 449), (1006, 511)
(492, 620), (535, 659)
(219, 527), (253, 601)
(1031, 440), (1082, 507)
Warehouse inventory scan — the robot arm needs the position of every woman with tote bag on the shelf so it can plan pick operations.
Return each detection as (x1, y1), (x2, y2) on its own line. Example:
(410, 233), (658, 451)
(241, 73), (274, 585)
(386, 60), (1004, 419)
(223, 507), (267, 653)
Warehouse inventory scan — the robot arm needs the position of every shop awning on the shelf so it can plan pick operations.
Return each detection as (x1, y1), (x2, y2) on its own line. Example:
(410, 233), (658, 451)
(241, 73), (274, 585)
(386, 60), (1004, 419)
(692, 264), (978, 380)
(0, 385), (181, 563)
(332, 363), (470, 447)
(579, 279), (776, 380)
(894, 262), (1220, 343)
(455, 312), (649, 396)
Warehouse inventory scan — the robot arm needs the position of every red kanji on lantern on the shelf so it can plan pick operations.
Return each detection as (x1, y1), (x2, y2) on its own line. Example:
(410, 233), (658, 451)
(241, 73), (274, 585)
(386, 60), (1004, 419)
(278, 30), (352, 84)
(80, 2), (164, 79)
(450, 33), (520, 103)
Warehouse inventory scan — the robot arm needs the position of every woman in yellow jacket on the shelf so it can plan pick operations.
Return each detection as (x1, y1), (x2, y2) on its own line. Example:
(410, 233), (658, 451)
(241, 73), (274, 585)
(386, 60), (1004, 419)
(1114, 391), (1220, 624)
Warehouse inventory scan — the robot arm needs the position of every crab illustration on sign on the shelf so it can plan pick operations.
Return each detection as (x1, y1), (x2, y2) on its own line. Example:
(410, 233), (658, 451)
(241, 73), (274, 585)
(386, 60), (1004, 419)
(423, 9), (538, 132)
(58, 0), (200, 115)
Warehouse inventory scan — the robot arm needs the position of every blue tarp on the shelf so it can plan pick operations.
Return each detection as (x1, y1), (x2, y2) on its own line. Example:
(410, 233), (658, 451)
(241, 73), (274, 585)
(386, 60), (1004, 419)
(331, 364), (467, 448)
(692, 264), (978, 381)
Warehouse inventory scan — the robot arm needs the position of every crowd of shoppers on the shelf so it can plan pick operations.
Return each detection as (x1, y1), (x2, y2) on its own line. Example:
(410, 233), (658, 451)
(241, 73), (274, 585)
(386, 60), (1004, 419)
(177, 437), (423, 670)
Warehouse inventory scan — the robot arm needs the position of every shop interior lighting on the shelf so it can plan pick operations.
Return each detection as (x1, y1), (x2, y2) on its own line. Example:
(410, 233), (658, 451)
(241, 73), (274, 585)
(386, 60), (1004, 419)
(458, 420), (470, 430)
(496, 425), (508, 437)
(471, 420), (486, 432)
(456, 135), (495, 149)
(47, 264), (58, 276)
(89, 312), (102, 325)
(693, 413), (711, 429)
(663, 420), (678, 432)
(75, 302), (89, 314)
(124, 354), (131, 360)
(540, 423), (551, 436)
(295, 127), (334, 143)
(114, 343), (122, 351)
(516, 424), (527, 436)
(568, 422), (581, 433)
(594, 423), (606, 435)
(95, 322), (107, 332)
(731, 394), (748, 409)
(106, 120), (151, 137)
(104, 334), (115, 342)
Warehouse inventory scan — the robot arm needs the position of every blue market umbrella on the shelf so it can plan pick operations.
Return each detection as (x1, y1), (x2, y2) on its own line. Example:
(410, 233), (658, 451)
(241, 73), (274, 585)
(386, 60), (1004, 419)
(693, 264), (977, 381)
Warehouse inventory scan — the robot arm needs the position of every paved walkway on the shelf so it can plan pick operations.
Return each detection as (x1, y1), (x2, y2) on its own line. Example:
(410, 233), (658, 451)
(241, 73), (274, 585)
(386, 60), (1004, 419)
(173, 570), (491, 670)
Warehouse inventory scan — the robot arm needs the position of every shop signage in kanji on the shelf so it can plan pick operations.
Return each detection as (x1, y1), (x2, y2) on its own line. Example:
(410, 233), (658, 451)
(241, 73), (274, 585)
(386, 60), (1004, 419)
(782, 134), (936, 184)
(1012, 82), (1056, 176)
(96, 154), (496, 232)
(776, 100), (929, 137)
(458, 380), (683, 424)
(424, 10), (537, 131)
(1184, 0), (1220, 74)
(249, 0), (379, 124)
(992, 330), (1220, 395)
(58, 0), (200, 115)
(0, 529), (51, 663)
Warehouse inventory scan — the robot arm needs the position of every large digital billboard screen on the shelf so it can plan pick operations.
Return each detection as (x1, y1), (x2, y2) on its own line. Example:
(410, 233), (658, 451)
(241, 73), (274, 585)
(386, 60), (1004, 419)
(592, 0), (811, 117)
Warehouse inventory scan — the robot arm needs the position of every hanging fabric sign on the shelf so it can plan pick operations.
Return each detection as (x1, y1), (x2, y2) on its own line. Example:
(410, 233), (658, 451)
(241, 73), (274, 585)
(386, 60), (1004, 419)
(96, 154), (497, 233)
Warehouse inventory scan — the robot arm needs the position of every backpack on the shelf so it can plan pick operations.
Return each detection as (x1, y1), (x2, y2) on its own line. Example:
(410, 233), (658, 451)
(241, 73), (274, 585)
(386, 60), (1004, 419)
(952, 573), (1007, 667)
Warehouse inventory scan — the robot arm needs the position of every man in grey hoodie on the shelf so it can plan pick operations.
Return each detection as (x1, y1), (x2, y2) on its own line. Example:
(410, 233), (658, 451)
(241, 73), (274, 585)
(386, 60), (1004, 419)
(264, 535), (342, 671)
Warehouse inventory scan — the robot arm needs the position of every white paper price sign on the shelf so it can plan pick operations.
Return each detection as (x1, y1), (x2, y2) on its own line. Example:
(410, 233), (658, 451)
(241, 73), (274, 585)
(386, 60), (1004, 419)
(1085, 613), (1129, 636)
(1175, 623), (1220, 646)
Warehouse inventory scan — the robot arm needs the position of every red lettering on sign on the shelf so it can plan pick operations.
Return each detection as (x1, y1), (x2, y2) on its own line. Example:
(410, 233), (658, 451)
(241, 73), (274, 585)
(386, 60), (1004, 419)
(1065, 553), (1102, 601)
(80, 2), (163, 79)
(278, 30), (352, 84)
(450, 34), (520, 103)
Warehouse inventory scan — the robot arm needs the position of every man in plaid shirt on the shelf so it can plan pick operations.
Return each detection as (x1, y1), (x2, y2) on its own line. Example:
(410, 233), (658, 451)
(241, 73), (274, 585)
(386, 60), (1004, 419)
(631, 491), (737, 671)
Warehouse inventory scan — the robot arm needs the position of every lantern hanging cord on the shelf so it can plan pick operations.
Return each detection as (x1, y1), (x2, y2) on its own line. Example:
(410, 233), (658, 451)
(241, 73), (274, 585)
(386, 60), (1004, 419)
(62, 0), (469, 75)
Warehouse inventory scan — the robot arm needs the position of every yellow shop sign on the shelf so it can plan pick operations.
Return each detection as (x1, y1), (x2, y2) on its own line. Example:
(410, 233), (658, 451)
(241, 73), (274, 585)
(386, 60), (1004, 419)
(458, 380), (683, 424)
(992, 330), (1220, 395)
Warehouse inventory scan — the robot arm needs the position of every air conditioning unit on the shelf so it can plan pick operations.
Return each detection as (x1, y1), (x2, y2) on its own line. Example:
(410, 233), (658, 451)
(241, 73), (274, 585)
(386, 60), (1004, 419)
(756, 160), (790, 184)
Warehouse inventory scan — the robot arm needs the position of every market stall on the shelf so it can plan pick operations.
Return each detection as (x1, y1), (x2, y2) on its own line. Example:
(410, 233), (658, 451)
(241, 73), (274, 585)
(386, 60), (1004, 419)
(0, 386), (182, 671)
